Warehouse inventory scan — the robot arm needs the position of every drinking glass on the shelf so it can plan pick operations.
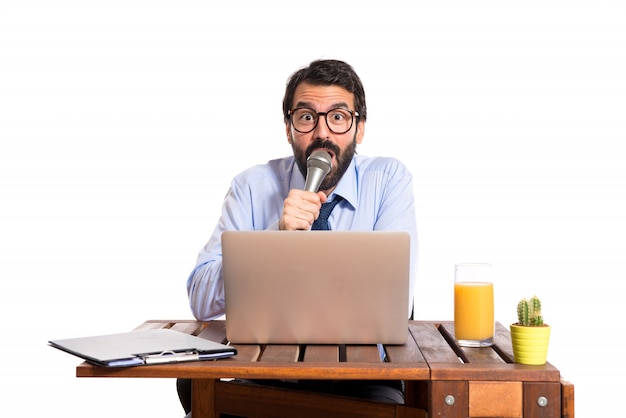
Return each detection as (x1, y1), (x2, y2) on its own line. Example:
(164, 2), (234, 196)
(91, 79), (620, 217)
(454, 263), (494, 347)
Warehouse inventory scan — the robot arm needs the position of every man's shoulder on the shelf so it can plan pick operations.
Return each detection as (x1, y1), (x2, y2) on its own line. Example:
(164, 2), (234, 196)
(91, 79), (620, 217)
(232, 156), (295, 185)
(236, 156), (294, 176)
(354, 155), (410, 173)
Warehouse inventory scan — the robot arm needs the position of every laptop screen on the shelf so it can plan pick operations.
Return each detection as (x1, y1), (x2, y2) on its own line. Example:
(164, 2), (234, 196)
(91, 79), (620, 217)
(222, 230), (411, 344)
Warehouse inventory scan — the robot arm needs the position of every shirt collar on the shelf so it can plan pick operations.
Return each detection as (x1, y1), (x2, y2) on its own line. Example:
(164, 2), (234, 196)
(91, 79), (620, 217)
(327, 158), (357, 209)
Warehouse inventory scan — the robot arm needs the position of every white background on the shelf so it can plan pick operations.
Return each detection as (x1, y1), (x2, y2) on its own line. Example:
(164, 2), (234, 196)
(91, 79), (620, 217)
(1, 1), (624, 416)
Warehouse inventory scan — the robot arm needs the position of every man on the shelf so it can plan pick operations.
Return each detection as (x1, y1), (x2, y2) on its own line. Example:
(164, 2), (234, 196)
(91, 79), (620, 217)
(179, 59), (418, 416)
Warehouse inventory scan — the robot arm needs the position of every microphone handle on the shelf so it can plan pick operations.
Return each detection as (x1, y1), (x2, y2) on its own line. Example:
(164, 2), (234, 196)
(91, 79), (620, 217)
(304, 167), (327, 192)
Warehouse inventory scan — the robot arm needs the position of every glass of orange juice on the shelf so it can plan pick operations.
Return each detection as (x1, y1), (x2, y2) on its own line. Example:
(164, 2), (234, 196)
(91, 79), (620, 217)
(454, 263), (494, 347)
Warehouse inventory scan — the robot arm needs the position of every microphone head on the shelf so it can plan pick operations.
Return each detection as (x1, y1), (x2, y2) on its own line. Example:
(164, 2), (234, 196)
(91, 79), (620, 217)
(307, 150), (332, 172)
(304, 150), (332, 192)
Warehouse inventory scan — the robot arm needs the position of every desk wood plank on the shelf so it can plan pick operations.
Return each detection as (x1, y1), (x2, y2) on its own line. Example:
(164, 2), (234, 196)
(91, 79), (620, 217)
(171, 321), (205, 335)
(429, 362), (561, 382)
(197, 321), (228, 344)
(438, 322), (506, 364)
(260, 345), (300, 363)
(385, 329), (425, 363)
(346, 345), (383, 363)
(408, 322), (460, 363)
(229, 344), (262, 362)
(494, 322), (515, 362)
(303, 345), (339, 362)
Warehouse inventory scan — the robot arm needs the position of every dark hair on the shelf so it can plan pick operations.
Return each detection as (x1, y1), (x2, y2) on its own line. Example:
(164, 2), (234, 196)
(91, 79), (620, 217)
(282, 59), (367, 123)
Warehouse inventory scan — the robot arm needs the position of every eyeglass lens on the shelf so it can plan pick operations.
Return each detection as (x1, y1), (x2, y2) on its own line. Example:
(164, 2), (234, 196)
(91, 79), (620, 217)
(291, 108), (355, 134)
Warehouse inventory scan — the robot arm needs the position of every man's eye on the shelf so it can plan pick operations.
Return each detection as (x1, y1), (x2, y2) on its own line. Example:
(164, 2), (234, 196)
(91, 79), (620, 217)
(330, 110), (348, 121)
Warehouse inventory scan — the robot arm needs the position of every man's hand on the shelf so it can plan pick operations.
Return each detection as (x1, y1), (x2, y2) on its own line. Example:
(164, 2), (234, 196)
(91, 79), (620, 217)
(279, 190), (327, 231)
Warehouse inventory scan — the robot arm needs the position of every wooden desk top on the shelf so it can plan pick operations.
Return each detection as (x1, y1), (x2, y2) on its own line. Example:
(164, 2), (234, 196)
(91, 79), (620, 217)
(76, 320), (562, 383)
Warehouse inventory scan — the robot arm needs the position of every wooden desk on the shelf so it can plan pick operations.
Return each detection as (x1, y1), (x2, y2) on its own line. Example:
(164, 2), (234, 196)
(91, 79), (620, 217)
(77, 320), (574, 418)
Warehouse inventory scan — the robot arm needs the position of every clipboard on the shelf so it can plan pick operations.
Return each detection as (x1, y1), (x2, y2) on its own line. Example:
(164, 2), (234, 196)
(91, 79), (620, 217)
(48, 329), (237, 367)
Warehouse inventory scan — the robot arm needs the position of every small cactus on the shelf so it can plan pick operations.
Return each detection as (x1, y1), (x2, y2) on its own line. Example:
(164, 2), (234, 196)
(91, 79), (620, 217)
(516, 295), (545, 326)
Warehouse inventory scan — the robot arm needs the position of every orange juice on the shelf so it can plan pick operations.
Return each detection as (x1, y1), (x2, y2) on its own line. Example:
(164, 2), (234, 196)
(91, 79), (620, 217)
(454, 281), (494, 346)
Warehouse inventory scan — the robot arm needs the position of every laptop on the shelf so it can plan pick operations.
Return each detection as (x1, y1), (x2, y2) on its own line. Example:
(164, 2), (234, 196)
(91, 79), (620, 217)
(49, 329), (237, 367)
(222, 230), (410, 344)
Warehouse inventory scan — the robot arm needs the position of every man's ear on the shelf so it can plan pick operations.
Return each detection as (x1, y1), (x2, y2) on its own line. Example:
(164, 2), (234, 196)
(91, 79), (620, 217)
(285, 124), (292, 144)
(355, 120), (365, 144)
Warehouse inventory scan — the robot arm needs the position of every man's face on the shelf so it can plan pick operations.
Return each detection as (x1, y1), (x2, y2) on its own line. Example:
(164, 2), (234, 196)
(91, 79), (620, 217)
(286, 82), (365, 194)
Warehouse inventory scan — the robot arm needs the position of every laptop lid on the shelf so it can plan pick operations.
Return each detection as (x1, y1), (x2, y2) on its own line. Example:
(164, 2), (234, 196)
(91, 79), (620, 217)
(222, 230), (410, 344)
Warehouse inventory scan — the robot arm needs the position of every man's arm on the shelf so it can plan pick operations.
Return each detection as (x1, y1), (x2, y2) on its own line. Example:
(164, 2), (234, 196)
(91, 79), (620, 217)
(186, 181), (262, 321)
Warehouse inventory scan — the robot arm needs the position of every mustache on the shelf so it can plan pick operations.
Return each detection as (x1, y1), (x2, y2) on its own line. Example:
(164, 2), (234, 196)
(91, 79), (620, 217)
(306, 140), (341, 159)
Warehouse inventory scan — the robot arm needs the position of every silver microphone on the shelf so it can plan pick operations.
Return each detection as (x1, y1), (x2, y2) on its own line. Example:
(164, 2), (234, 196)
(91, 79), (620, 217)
(303, 150), (332, 192)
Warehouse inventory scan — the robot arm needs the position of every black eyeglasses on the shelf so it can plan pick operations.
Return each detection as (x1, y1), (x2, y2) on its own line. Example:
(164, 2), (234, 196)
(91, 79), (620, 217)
(288, 107), (359, 134)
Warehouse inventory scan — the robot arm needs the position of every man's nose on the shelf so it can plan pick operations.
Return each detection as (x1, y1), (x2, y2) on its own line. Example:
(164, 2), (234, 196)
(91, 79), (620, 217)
(313, 114), (331, 139)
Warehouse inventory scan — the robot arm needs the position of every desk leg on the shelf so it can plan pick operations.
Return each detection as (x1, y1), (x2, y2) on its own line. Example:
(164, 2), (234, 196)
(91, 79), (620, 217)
(524, 382), (561, 418)
(404, 380), (428, 409)
(561, 379), (576, 418)
(191, 378), (216, 418)
(429, 381), (468, 418)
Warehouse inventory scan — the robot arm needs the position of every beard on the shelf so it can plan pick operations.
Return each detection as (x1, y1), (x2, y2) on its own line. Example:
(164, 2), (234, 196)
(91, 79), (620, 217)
(293, 134), (357, 192)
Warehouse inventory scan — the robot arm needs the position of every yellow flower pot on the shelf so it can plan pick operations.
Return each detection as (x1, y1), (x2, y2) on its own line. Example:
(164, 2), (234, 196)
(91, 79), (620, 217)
(510, 324), (551, 365)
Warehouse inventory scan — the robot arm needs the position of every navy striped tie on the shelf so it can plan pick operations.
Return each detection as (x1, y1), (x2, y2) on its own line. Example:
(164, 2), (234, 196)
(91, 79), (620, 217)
(311, 196), (343, 230)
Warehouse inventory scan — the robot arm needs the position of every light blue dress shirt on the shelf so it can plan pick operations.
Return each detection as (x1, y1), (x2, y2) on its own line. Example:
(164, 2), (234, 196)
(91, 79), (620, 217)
(187, 155), (418, 321)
